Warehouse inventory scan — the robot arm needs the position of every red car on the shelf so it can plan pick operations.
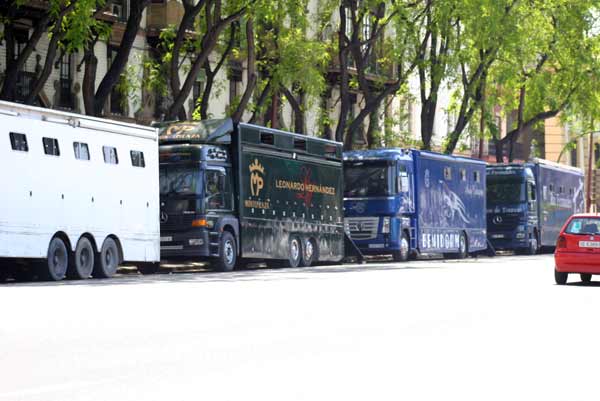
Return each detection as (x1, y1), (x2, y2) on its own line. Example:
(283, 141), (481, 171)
(555, 213), (600, 284)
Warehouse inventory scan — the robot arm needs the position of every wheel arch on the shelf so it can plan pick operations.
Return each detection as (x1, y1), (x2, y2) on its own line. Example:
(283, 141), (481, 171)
(79, 232), (99, 254)
(52, 231), (73, 254)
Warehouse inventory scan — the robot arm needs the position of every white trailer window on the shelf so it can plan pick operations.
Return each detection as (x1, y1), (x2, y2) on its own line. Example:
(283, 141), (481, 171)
(73, 142), (90, 160)
(103, 146), (119, 164)
(444, 167), (452, 180)
(9, 132), (28, 152)
(42, 137), (60, 156)
(130, 150), (145, 167)
(473, 171), (481, 183)
(460, 168), (467, 181)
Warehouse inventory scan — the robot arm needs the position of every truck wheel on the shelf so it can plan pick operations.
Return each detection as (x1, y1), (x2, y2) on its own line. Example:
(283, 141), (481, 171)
(68, 237), (94, 279)
(525, 234), (539, 255)
(39, 237), (68, 281)
(393, 232), (410, 262)
(581, 273), (592, 283)
(555, 268), (568, 285)
(456, 233), (468, 259)
(214, 231), (237, 272)
(93, 238), (120, 278)
(300, 238), (317, 267)
(287, 236), (302, 268)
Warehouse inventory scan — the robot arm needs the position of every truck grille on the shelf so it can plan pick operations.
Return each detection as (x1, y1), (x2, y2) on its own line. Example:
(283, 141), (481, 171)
(160, 213), (196, 232)
(346, 217), (379, 240)
(487, 213), (520, 231)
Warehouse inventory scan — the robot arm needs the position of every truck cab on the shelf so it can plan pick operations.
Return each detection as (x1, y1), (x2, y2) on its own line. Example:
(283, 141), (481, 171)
(486, 165), (539, 254)
(158, 120), (239, 271)
(344, 150), (415, 261)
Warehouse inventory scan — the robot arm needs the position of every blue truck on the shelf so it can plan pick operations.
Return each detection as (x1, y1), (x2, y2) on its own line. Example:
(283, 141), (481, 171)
(343, 149), (487, 261)
(486, 158), (584, 254)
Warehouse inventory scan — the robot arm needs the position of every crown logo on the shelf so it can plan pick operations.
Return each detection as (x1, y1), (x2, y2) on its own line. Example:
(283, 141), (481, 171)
(249, 159), (265, 174)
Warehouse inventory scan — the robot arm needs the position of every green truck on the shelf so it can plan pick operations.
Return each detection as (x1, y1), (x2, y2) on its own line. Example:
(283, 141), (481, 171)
(158, 118), (345, 271)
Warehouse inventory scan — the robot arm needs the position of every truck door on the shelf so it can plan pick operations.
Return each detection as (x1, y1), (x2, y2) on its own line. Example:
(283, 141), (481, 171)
(527, 181), (538, 224)
(205, 167), (233, 212)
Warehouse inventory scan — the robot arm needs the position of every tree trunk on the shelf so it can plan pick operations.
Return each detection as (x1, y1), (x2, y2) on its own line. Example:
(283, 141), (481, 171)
(91, 0), (150, 116)
(82, 47), (98, 115)
(232, 19), (257, 123)
(25, 29), (63, 105)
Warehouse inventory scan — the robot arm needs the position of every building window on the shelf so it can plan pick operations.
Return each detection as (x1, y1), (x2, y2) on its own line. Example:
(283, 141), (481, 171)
(109, 47), (125, 115)
(9, 132), (28, 151)
(73, 142), (90, 160)
(111, 0), (129, 21)
(103, 146), (119, 164)
(58, 53), (74, 110)
(130, 150), (145, 167)
(42, 137), (60, 156)
(228, 60), (243, 106)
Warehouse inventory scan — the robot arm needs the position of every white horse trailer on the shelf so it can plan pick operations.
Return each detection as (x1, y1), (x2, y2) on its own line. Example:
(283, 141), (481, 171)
(0, 101), (159, 281)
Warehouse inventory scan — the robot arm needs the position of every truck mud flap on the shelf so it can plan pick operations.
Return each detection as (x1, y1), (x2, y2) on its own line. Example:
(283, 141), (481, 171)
(344, 233), (365, 264)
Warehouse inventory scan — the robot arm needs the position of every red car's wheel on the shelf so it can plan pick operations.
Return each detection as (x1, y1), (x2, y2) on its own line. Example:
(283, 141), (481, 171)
(555, 268), (568, 285)
(581, 273), (592, 283)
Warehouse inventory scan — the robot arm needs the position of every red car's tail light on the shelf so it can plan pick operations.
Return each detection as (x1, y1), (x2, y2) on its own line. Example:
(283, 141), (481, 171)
(557, 235), (567, 249)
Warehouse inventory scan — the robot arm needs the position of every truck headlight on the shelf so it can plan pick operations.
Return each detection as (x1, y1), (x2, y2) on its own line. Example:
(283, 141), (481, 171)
(515, 233), (526, 239)
(382, 217), (390, 234)
(516, 225), (525, 232)
(189, 238), (204, 246)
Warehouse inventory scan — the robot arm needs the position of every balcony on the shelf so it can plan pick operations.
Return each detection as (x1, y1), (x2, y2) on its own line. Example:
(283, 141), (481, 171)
(146, 0), (184, 36)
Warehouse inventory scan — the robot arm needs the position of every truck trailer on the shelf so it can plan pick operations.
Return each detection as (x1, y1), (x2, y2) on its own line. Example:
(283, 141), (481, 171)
(486, 159), (584, 253)
(0, 101), (160, 281)
(158, 118), (344, 271)
(344, 149), (487, 261)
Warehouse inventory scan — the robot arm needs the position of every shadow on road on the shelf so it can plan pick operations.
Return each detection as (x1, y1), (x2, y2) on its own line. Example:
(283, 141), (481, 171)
(0, 258), (453, 288)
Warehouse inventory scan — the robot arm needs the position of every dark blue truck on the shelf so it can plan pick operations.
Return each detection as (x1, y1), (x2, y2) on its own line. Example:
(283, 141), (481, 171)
(343, 149), (487, 261)
(486, 159), (584, 254)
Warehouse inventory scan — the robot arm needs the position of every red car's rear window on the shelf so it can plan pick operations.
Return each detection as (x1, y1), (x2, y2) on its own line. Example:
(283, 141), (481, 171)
(565, 218), (600, 234)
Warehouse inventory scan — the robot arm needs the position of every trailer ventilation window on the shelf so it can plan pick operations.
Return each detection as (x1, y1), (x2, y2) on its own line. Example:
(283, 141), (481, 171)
(473, 171), (481, 183)
(559, 186), (564, 194)
(130, 150), (145, 168)
(293, 137), (307, 151)
(569, 188), (574, 196)
(324, 144), (338, 158)
(73, 142), (90, 160)
(444, 167), (452, 180)
(42, 137), (60, 156)
(260, 132), (275, 145)
(460, 169), (467, 181)
(549, 184), (554, 193)
(9, 132), (28, 152)
(103, 146), (119, 164)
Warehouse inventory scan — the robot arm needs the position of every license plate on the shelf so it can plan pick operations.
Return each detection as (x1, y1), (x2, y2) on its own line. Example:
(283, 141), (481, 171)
(368, 244), (385, 249)
(160, 236), (172, 242)
(491, 234), (504, 239)
(161, 245), (183, 251)
(580, 241), (600, 248)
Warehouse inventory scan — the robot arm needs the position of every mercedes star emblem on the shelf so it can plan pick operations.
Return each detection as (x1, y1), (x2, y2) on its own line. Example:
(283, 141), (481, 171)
(160, 211), (168, 223)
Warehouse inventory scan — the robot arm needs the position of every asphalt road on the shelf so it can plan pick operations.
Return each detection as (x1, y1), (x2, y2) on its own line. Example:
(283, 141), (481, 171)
(1, 254), (598, 401)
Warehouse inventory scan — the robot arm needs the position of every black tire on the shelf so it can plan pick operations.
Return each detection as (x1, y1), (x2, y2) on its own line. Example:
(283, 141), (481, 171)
(524, 233), (539, 255)
(555, 268), (568, 285)
(456, 232), (468, 259)
(581, 273), (592, 283)
(93, 237), (120, 278)
(287, 236), (302, 268)
(392, 232), (410, 262)
(39, 237), (69, 281)
(68, 237), (94, 279)
(213, 231), (237, 272)
(300, 238), (317, 267)
(138, 262), (161, 275)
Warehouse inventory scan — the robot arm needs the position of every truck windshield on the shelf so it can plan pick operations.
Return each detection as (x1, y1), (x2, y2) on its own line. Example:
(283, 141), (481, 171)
(160, 165), (202, 196)
(344, 161), (393, 197)
(487, 176), (525, 205)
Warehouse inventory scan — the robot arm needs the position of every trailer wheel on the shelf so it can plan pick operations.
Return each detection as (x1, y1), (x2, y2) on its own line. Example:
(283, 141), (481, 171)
(213, 231), (237, 272)
(39, 237), (68, 281)
(393, 232), (410, 262)
(456, 232), (468, 259)
(555, 268), (568, 285)
(581, 273), (592, 283)
(68, 237), (94, 279)
(300, 238), (317, 267)
(93, 238), (119, 278)
(287, 236), (302, 268)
